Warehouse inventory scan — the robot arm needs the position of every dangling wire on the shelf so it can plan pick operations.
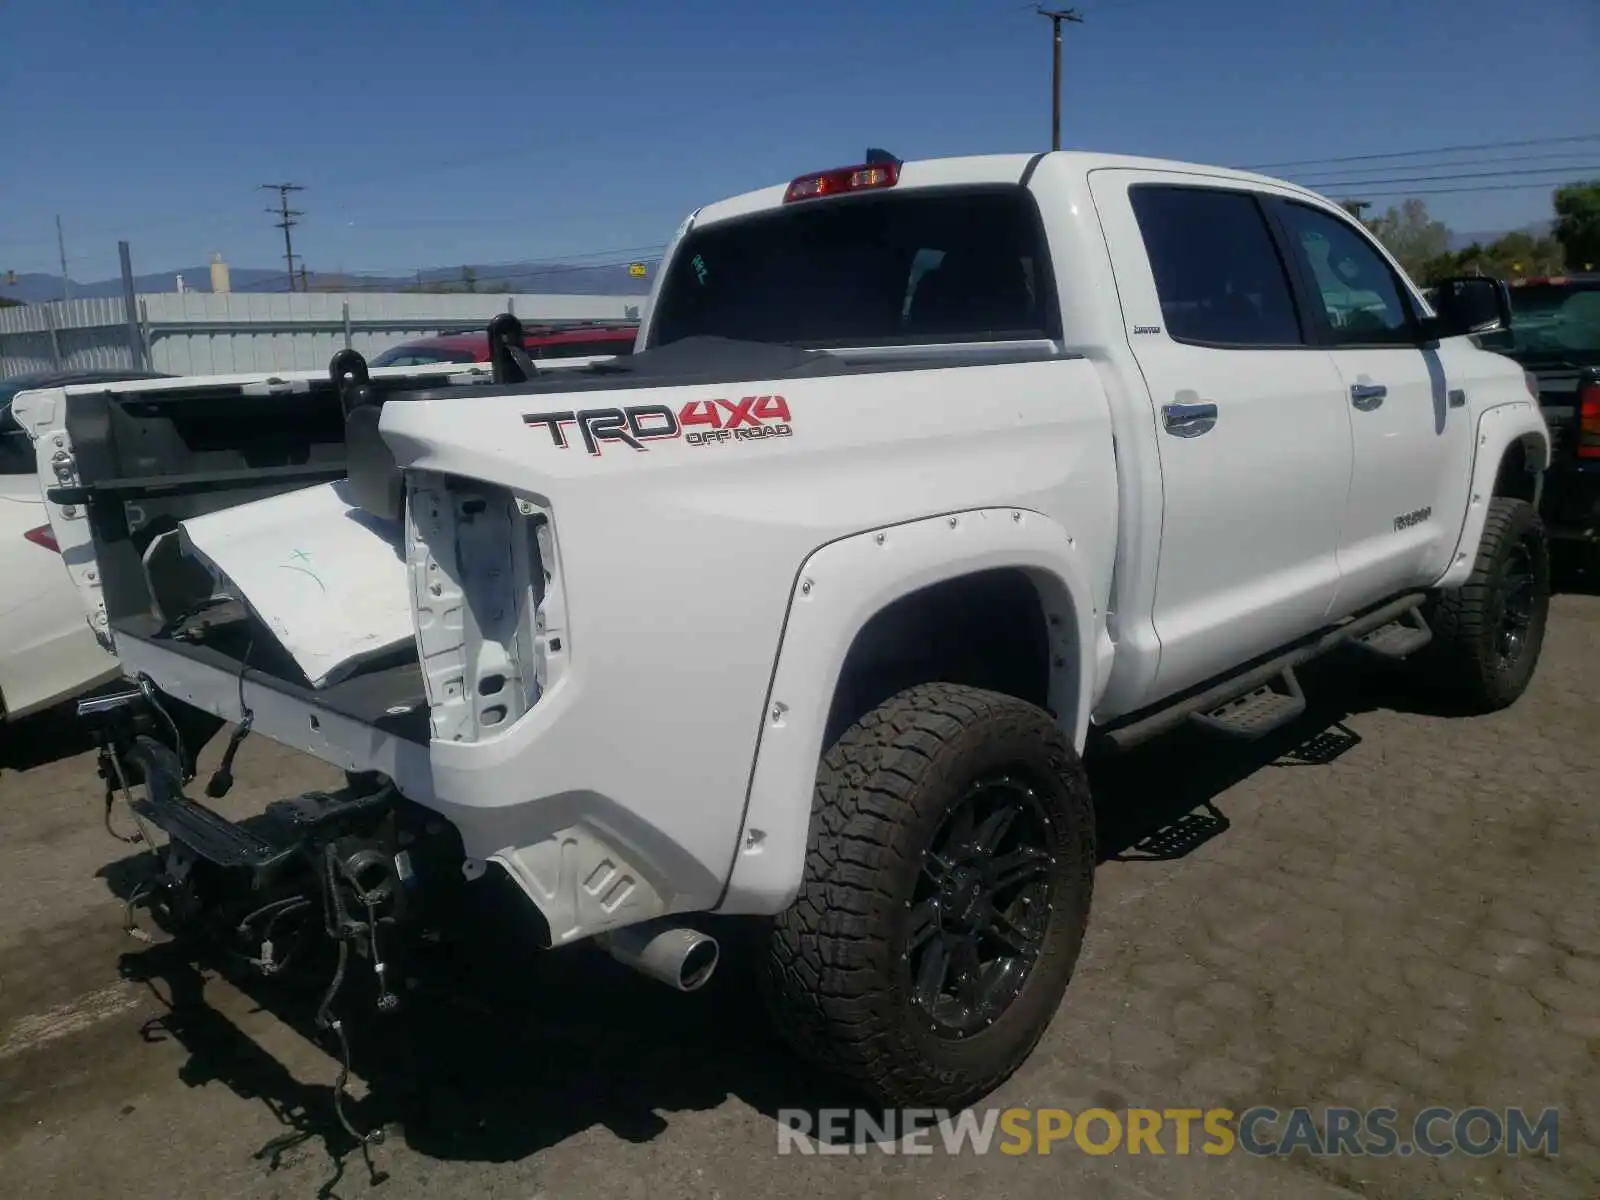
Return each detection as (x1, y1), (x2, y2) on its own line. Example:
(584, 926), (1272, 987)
(205, 632), (255, 799)
(135, 674), (189, 783)
(313, 843), (389, 1158)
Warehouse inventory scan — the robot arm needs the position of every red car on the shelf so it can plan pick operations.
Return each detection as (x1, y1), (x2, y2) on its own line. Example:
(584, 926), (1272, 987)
(369, 323), (637, 367)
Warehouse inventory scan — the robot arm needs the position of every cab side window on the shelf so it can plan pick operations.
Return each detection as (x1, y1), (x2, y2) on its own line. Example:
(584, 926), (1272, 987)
(1275, 202), (1416, 346)
(1130, 184), (1305, 348)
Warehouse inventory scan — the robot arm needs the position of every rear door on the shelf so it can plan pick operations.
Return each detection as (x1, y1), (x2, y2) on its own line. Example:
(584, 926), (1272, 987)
(1267, 198), (1475, 609)
(1089, 172), (1355, 701)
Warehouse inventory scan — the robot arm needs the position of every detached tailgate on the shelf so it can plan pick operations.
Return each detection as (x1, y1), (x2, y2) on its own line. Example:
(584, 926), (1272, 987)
(10, 362), (502, 646)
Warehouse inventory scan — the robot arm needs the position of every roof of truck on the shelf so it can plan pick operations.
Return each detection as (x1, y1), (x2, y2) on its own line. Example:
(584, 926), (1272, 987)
(692, 150), (1322, 227)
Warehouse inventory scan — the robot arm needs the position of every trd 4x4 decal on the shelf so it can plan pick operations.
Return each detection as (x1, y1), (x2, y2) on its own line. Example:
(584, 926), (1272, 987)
(523, 396), (792, 455)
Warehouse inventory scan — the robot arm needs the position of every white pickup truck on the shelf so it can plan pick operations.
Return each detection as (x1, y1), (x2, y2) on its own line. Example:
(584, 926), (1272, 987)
(16, 151), (1551, 1121)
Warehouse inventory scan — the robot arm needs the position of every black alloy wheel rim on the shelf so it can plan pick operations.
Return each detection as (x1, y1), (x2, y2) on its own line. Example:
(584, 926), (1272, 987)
(1494, 539), (1538, 670)
(904, 773), (1058, 1039)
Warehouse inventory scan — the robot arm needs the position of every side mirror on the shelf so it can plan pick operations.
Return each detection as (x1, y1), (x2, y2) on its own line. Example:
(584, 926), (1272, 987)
(1426, 275), (1512, 339)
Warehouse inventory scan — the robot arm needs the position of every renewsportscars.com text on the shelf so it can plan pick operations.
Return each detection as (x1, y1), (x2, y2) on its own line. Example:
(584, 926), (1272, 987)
(775, 1105), (1561, 1157)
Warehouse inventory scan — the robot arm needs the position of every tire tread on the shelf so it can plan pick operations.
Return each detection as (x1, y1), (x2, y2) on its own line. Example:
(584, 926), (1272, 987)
(1422, 496), (1548, 711)
(761, 682), (1094, 1108)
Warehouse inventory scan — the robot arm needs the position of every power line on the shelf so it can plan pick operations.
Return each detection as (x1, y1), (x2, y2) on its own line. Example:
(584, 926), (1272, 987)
(1293, 165), (1598, 190)
(1282, 150), (1599, 180)
(1322, 180), (1592, 200)
(260, 183), (305, 293)
(1241, 132), (1600, 172)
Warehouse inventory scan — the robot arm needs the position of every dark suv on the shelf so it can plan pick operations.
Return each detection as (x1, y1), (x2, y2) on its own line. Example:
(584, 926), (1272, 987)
(1474, 275), (1600, 554)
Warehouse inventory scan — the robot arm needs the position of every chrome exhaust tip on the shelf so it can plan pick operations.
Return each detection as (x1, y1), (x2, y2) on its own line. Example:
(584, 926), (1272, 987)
(597, 918), (720, 992)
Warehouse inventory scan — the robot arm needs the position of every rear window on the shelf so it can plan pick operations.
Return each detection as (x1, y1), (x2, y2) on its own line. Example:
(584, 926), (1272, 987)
(369, 345), (478, 367)
(649, 186), (1059, 348)
(532, 338), (636, 359)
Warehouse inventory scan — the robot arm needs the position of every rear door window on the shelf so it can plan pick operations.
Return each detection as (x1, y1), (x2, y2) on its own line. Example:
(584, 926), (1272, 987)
(650, 186), (1059, 347)
(1129, 184), (1305, 347)
(531, 339), (636, 359)
(369, 347), (477, 367)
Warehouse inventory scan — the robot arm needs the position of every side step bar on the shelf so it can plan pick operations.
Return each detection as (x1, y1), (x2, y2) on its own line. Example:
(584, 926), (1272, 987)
(1190, 668), (1305, 739)
(1099, 592), (1427, 753)
(1350, 608), (1433, 660)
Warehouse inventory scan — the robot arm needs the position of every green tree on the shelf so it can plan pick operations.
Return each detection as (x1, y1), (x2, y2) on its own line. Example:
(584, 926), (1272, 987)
(461, 266), (478, 293)
(1482, 230), (1565, 278)
(1552, 180), (1600, 271)
(1414, 251), (1463, 286)
(1426, 231), (1566, 283)
(1362, 198), (1453, 281)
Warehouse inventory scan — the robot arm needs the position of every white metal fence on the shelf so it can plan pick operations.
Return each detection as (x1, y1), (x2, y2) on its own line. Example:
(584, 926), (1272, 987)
(0, 292), (644, 378)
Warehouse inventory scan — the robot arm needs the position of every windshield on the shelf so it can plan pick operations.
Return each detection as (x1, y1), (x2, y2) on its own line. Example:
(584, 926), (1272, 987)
(649, 186), (1058, 348)
(532, 337), (636, 359)
(368, 345), (479, 367)
(1477, 280), (1600, 360)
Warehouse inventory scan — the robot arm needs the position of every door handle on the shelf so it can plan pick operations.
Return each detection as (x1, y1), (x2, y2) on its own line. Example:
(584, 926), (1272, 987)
(1350, 383), (1387, 410)
(1161, 401), (1218, 437)
(1448, 388), (1466, 408)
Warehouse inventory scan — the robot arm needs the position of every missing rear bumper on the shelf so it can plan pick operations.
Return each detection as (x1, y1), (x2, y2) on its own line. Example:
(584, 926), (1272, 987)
(86, 684), (468, 1159)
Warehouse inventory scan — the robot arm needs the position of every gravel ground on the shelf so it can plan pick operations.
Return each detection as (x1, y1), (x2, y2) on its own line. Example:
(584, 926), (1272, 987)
(1, 589), (1595, 1200)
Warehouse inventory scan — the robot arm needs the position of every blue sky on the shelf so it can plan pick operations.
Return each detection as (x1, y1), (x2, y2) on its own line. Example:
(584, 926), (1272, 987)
(2, 0), (1597, 283)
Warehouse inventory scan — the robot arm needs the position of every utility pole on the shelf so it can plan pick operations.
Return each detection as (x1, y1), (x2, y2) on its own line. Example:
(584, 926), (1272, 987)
(1037, 8), (1083, 151)
(55, 215), (71, 302)
(260, 182), (305, 292)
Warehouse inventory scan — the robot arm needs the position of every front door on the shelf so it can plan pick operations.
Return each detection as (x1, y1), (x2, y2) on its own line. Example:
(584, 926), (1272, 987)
(1093, 175), (1356, 703)
(1269, 199), (1476, 613)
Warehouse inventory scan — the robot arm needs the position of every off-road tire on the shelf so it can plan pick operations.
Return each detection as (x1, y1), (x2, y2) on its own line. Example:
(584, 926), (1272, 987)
(758, 682), (1095, 1110)
(1419, 496), (1550, 712)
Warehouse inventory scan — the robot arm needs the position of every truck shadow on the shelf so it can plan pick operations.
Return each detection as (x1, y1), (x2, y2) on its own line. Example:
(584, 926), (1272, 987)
(1552, 546), (1599, 596)
(1085, 650), (1449, 861)
(92, 649), (1479, 1181)
(0, 699), (99, 773)
(108, 902), (851, 1190)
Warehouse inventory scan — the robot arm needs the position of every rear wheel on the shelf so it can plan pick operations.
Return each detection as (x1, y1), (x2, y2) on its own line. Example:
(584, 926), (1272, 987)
(759, 683), (1094, 1109)
(1420, 497), (1550, 712)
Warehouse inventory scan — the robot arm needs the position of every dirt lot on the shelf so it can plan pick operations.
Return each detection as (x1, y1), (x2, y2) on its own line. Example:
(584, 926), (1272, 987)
(1, 591), (1596, 1200)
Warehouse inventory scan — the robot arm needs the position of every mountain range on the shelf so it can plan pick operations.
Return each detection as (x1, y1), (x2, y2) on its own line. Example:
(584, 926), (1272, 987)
(1446, 220), (1556, 252)
(1, 259), (658, 305)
